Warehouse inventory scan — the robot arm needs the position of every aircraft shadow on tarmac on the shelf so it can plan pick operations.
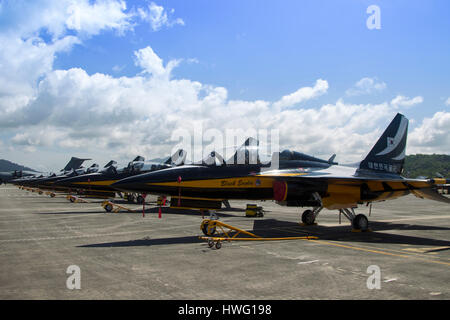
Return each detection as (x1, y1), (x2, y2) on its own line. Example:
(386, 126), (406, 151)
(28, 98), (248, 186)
(78, 236), (202, 248)
(34, 211), (107, 215)
(78, 218), (450, 249)
(138, 206), (242, 218)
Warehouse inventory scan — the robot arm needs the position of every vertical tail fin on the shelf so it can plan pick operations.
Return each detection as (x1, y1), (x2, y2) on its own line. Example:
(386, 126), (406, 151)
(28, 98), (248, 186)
(63, 157), (91, 171)
(359, 113), (408, 175)
(227, 137), (260, 165)
(103, 160), (117, 168)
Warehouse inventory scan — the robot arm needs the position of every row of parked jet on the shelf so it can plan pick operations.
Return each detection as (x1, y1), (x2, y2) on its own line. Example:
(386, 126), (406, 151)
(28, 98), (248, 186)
(5, 113), (450, 232)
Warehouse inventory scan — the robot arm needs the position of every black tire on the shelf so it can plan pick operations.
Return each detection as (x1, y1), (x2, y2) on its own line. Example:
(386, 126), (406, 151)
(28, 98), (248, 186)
(105, 204), (113, 212)
(201, 222), (216, 236)
(215, 241), (222, 250)
(352, 214), (369, 231)
(301, 210), (315, 225)
(69, 197), (75, 203)
(208, 240), (215, 248)
(136, 195), (144, 204)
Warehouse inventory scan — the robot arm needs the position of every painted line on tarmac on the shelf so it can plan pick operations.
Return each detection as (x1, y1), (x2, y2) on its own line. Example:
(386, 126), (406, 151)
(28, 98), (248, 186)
(309, 239), (450, 267)
(0, 222), (200, 243)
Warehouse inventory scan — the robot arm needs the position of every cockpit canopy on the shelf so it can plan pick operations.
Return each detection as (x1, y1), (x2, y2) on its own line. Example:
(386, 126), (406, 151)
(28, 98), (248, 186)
(86, 164), (99, 174)
(278, 150), (329, 163)
(201, 151), (226, 166)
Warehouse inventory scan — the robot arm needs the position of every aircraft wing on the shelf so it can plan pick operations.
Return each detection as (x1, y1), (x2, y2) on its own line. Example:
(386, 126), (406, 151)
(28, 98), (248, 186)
(259, 167), (450, 208)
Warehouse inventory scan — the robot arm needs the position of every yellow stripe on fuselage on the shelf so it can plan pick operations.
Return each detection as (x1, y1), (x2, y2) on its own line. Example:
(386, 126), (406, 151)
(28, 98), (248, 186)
(147, 177), (275, 189)
(72, 180), (118, 186)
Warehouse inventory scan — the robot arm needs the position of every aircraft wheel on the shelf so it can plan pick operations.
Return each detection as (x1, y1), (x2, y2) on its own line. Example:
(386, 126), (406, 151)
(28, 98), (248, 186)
(215, 241), (222, 250)
(352, 214), (369, 231)
(105, 204), (113, 212)
(208, 239), (215, 248)
(69, 197), (75, 203)
(301, 210), (315, 225)
(136, 195), (144, 204)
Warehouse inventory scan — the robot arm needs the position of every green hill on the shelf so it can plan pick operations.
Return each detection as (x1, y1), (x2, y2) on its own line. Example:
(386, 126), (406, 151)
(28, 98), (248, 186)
(0, 159), (36, 173)
(404, 154), (450, 178)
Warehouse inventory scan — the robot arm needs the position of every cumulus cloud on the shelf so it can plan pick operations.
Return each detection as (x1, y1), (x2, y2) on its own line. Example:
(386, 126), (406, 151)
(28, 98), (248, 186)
(273, 79), (328, 110)
(1, 2), (449, 169)
(390, 95), (423, 109)
(408, 111), (450, 154)
(2, 38), (448, 166)
(137, 1), (185, 31)
(0, 0), (138, 124)
(134, 46), (181, 79)
(346, 77), (387, 96)
(65, 0), (133, 36)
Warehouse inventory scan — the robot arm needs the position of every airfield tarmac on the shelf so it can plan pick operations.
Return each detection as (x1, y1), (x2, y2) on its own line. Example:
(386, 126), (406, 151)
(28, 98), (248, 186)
(0, 184), (449, 300)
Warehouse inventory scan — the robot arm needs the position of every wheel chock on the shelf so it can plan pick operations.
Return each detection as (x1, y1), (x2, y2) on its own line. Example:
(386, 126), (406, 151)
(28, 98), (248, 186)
(351, 228), (372, 233)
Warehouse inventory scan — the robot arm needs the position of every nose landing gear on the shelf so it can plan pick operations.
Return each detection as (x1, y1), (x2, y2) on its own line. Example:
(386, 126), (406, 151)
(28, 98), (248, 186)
(301, 207), (323, 226)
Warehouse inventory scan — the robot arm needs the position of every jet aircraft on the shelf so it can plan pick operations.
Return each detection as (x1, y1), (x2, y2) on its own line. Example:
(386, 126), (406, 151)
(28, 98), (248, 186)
(10, 157), (91, 188)
(54, 149), (187, 202)
(111, 113), (450, 232)
(0, 170), (36, 185)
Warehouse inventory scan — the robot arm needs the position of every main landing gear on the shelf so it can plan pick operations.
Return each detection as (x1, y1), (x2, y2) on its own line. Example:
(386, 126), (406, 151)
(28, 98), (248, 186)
(301, 207), (370, 232)
(339, 208), (370, 232)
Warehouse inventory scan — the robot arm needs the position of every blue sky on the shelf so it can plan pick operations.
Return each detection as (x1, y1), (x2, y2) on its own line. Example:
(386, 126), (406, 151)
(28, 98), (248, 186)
(0, 0), (449, 171)
(54, 0), (450, 105)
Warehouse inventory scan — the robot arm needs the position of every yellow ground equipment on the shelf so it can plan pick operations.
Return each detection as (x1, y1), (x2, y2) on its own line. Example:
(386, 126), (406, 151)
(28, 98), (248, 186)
(157, 196), (167, 206)
(245, 204), (264, 217)
(199, 219), (318, 249)
(66, 195), (90, 203)
(101, 200), (133, 213)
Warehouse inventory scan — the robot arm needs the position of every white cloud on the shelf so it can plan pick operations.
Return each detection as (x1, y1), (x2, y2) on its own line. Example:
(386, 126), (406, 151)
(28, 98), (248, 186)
(2, 40), (449, 167)
(1, 2), (449, 169)
(0, 0), (138, 125)
(137, 2), (184, 31)
(446, 97), (450, 106)
(346, 77), (386, 96)
(390, 95), (423, 109)
(408, 111), (450, 154)
(273, 79), (328, 110)
(134, 46), (181, 79)
(65, 0), (133, 36)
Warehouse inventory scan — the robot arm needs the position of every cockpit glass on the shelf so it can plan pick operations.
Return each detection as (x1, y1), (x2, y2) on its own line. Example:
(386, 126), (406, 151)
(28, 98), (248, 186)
(201, 151), (225, 166)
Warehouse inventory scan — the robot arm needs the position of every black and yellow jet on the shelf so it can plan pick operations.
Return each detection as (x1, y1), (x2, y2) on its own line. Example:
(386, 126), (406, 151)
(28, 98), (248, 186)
(10, 157), (91, 189)
(53, 149), (187, 201)
(111, 113), (450, 231)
